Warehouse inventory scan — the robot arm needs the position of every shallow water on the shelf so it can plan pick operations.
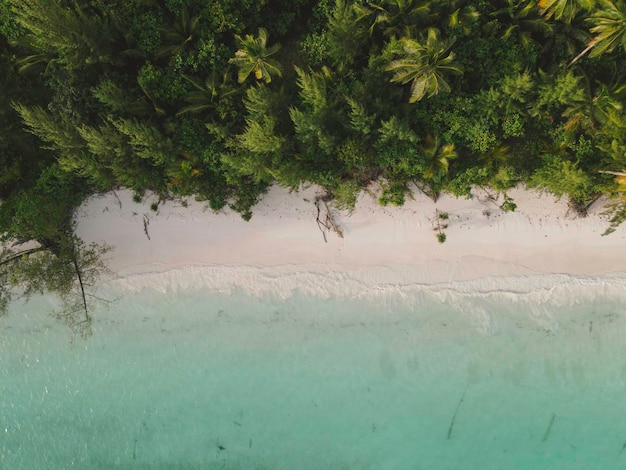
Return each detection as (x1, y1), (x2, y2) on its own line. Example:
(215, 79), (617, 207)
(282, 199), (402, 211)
(2, 284), (626, 469)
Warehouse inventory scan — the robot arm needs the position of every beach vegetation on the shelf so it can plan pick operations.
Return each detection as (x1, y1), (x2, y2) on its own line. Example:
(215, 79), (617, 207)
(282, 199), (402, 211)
(434, 210), (449, 243)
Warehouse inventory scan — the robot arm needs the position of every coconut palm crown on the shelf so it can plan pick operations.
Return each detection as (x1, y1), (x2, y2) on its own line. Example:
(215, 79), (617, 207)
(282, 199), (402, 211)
(568, 0), (626, 64)
(229, 28), (282, 84)
(538, 0), (595, 23)
(588, 0), (626, 57)
(385, 28), (462, 102)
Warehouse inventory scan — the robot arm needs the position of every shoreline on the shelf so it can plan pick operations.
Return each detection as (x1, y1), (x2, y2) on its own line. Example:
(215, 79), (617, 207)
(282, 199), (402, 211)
(7, 190), (626, 470)
(74, 185), (626, 299)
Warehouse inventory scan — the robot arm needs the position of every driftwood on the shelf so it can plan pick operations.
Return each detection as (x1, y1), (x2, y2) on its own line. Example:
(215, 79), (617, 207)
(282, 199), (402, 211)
(475, 187), (499, 204)
(112, 190), (123, 209)
(143, 214), (151, 240)
(314, 194), (343, 243)
(565, 193), (602, 218)
(413, 181), (438, 202)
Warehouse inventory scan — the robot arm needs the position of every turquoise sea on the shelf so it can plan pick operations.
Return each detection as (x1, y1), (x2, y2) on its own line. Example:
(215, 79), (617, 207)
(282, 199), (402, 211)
(2, 278), (626, 469)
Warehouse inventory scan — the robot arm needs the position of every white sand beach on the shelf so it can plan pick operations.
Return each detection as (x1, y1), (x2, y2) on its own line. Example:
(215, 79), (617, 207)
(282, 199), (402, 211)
(73, 185), (626, 304)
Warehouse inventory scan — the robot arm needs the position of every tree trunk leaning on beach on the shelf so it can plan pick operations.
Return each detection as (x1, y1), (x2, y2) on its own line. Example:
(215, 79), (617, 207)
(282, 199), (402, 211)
(0, 235), (111, 338)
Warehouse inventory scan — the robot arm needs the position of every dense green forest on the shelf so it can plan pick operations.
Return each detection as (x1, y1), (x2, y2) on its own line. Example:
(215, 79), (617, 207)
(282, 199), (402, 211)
(1, 0), (626, 324)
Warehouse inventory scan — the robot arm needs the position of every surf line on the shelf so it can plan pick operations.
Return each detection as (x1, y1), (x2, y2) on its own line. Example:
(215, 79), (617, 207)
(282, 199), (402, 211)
(447, 385), (470, 440)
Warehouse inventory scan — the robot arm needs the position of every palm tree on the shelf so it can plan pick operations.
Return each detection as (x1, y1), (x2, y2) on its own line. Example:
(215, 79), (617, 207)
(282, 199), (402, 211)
(421, 134), (457, 180)
(569, 0), (626, 64)
(354, 0), (433, 38)
(480, 145), (512, 170)
(440, 1), (480, 35)
(563, 83), (623, 131)
(13, 50), (57, 74)
(589, 0), (626, 54)
(176, 71), (238, 116)
(538, 0), (595, 23)
(385, 28), (462, 102)
(599, 170), (626, 203)
(229, 28), (282, 84)
(156, 6), (201, 58)
(493, 0), (554, 48)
